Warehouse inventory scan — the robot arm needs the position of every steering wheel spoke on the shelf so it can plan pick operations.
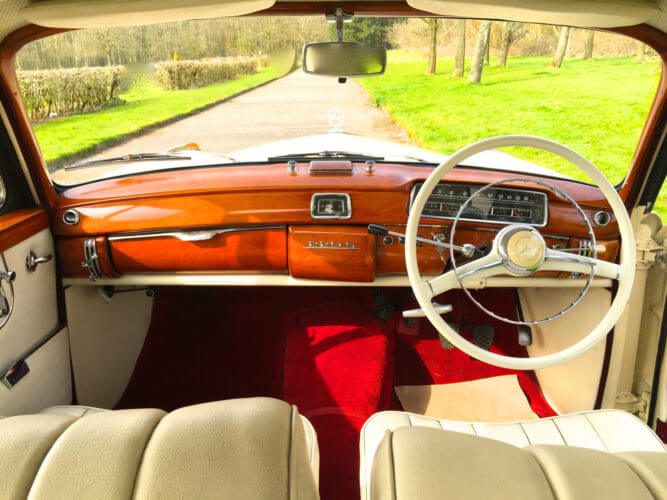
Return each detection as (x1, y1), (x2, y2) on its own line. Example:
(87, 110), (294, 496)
(428, 252), (504, 296)
(542, 248), (621, 280)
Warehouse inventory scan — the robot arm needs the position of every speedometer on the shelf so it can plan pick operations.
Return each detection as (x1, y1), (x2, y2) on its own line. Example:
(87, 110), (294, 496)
(409, 182), (548, 226)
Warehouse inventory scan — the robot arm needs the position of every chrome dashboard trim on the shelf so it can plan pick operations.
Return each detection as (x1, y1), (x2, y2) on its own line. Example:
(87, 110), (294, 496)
(310, 193), (352, 220)
(108, 225), (286, 242)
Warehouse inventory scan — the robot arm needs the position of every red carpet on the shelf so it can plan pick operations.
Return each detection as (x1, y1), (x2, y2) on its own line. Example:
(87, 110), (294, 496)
(389, 288), (556, 418)
(117, 286), (554, 500)
(282, 297), (393, 500)
(117, 287), (289, 410)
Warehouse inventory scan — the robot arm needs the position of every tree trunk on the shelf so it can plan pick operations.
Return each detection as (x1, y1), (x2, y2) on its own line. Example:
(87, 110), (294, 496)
(426, 19), (439, 74)
(484, 37), (490, 65)
(583, 30), (594, 59)
(452, 19), (465, 77)
(552, 26), (571, 68)
(469, 21), (491, 83)
(638, 41), (648, 62)
(497, 21), (514, 66)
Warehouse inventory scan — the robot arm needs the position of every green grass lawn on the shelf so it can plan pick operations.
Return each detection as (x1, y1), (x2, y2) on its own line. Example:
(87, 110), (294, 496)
(35, 67), (280, 168)
(360, 52), (666, 219)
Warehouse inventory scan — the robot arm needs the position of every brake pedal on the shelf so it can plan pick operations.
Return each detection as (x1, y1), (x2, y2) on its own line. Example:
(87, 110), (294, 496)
(473, 325), (494, 351)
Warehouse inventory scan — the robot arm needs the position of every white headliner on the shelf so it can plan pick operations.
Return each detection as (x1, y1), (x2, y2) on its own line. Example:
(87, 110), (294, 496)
(2, 0), (667, 48)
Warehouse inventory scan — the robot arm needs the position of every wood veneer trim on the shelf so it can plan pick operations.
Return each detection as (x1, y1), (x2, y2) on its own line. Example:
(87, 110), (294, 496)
(0, 208), (49, 252)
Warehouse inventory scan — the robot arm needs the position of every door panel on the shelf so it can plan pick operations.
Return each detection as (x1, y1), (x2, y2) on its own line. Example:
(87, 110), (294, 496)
(0, 328), (71, 415)
(0, 209), (72, 415)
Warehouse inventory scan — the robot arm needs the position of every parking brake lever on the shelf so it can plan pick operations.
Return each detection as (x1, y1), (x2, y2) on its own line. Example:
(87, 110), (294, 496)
(367, 224), (476, 257)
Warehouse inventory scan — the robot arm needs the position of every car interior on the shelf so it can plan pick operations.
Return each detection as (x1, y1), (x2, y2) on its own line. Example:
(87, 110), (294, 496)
(0, 0), (667, 499)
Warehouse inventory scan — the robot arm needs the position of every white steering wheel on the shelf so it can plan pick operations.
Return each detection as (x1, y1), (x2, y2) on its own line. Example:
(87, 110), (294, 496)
(405, 136), (636, 370)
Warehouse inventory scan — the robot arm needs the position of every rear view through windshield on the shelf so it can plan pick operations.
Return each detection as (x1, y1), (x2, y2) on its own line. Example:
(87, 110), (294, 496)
(17, 17), (663, 215)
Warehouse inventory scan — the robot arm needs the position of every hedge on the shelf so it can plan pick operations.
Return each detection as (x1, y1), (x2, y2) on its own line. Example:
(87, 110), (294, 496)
(18, 56), (264, 122)
(155, 56), (264, 90)
(18, 66), (123, 121)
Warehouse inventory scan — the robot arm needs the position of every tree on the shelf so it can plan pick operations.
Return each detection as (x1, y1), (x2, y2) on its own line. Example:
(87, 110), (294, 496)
(552, 26), (571, 68)
(583, 30), (594, 59)
(484, 39), (490, 65)
(497, 21), (524, 66)
(469, 21), (491, 83)
(331, 18), (396, 46)
(637, 41), (649, 62)
(423, 19), (440, 74)
(452, 19), (466, 77)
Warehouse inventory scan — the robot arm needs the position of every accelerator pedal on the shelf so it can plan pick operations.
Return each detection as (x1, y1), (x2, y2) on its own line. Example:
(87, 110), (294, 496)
(473, 325), (495, 351)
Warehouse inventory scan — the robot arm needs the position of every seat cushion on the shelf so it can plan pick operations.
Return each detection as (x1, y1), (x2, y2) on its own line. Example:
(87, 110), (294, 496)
(360, 409), (665, 500)
(1, 398), (319, 499)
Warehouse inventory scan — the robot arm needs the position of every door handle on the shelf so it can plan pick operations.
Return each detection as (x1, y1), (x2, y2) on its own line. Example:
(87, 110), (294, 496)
(25, 251), (53, 272)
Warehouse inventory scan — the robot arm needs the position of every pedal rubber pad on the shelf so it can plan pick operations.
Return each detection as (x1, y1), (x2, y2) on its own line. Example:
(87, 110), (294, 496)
(473, 325), (494, 351)
(439, 322), (458, 350)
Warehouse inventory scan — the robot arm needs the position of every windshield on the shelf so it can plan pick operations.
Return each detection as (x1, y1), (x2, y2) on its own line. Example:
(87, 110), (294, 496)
(18, 18), (660, 197)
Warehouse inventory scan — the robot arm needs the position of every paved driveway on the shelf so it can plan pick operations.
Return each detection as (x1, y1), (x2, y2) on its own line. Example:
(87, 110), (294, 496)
(87, 70), (408, 160)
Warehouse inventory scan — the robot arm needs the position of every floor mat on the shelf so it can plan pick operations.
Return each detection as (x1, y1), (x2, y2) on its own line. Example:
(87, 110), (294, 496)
(390, 288), (556, 418)
(396, 375), (538, 421)
(282, 297), (393, 500)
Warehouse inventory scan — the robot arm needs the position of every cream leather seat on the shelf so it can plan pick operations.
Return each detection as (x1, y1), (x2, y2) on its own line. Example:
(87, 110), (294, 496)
(0, 397), (319, 499)
(360, 410), (666, 500)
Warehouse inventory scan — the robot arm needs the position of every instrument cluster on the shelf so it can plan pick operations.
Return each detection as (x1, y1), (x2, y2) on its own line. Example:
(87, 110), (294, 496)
(409, 182), (548, 226)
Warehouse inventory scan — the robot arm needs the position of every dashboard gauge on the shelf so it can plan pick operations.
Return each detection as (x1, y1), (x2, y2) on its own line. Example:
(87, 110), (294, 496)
(409, 182), (548, 226)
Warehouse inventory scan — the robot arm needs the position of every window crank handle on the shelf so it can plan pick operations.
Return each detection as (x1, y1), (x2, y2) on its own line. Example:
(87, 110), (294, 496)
(0, 270), (16, 282)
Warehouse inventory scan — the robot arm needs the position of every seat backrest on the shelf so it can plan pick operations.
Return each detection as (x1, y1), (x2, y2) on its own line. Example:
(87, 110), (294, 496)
(371, 426), (667, 500)
(0, 397), (319, 499)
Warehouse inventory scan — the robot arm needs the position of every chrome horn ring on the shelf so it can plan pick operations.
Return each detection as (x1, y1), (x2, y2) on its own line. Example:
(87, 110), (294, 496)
(449, 177), (597, 326)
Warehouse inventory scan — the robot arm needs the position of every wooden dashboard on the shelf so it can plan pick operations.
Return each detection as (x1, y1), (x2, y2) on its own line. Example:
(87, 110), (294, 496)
(52, 161), (620, 283)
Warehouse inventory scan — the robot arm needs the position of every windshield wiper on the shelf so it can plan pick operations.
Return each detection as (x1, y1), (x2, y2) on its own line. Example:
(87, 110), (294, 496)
(267, 151), (384, 162)
(65, 152), (190, 171)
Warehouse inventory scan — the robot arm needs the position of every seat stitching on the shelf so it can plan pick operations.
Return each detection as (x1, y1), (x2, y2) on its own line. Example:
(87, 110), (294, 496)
(388, 431), (398, 500)
(525, 449), (559, 499)
(551, 419), (567, 446)
(583, 413), (609, 452)
(518, 422), (532, 445)
(129, 413), (166, 499)
(618, 454), (664, 498)
(26, 417), (80, 497)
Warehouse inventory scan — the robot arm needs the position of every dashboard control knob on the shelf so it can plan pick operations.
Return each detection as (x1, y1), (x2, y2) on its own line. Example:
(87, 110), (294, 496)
(593, 210), (611, 227)
(62, 209), (80, 226)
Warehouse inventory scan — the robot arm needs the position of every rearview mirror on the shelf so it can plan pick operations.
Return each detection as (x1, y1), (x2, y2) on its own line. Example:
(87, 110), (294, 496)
(302, 42), (386, 77)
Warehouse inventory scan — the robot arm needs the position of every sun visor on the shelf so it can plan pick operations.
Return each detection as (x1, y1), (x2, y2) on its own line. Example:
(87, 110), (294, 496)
(406, 0), (659, 28)
(21, 0), (276, 28)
